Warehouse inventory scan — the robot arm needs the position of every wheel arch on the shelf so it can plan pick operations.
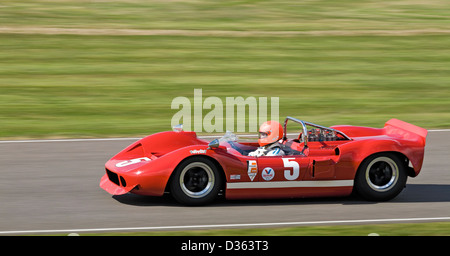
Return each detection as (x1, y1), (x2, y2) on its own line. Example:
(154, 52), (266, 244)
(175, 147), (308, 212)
(164, 154), (226, 193)
(356, 151), (414, 178)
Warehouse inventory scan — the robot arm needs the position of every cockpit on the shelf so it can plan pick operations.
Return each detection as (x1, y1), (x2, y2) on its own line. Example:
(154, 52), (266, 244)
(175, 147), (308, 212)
(208, 116), (351, 157)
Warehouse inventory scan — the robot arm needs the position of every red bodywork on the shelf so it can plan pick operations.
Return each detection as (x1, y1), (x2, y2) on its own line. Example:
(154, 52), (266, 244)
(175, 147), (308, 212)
(100, 119), (427, 200)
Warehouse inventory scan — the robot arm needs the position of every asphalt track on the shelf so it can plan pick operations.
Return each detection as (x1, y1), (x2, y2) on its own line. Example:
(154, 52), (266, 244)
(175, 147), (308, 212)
(0, 131), (449, 235)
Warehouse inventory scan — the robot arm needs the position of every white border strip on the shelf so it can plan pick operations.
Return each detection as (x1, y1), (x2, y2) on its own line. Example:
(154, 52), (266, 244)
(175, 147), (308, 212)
(1, 217), (449, 235)
(227, 180), (354, 189)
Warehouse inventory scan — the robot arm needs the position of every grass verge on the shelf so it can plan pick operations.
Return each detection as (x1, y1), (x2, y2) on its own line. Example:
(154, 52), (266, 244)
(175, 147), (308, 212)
(1, 1), (449, 139)
(1, 34), (449, 139)
(59, 222), (450, 236)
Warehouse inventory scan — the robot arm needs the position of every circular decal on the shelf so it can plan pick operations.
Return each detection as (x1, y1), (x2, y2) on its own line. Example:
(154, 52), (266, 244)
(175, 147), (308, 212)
(262, 167), (275, 181)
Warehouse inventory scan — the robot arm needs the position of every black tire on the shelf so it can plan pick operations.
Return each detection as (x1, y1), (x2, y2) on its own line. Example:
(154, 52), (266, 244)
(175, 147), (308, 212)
(170, 156), (222, 206)
(354, 153), (407, 201)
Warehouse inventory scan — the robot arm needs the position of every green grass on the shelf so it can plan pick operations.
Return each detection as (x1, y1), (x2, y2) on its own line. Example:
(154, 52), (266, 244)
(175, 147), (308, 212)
(63, 222), (450, 236)
(0, 1), (450, 139)
(1, 0), (450, 31)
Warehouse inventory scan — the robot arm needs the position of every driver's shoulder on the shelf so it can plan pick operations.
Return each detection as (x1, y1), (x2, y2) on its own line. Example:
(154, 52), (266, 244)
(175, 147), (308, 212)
(265, 141), (284, 150)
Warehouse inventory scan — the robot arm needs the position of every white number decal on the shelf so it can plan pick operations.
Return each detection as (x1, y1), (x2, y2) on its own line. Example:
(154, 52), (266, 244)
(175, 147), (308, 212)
(282, 158), (300, 180)
(116, 157), (151, 167)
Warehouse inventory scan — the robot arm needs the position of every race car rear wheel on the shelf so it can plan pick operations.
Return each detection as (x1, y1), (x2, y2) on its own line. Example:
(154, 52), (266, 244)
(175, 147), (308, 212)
(170, 156), (222, 206)
(354, 153), (407, 201)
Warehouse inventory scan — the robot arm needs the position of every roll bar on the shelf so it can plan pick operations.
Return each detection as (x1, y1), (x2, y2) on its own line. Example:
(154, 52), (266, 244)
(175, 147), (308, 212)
(282, 116), (351, 148)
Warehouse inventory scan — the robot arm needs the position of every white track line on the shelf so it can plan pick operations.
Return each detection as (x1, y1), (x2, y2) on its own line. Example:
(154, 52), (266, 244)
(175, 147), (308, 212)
(0, 129), (448, 144)
(428, 129), (450, 132)
(1, 217), (449, 235)
(0, 134), (259, 143)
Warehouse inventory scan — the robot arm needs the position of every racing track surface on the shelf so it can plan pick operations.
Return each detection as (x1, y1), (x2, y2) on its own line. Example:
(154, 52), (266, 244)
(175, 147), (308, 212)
(0, 131), (449, 234)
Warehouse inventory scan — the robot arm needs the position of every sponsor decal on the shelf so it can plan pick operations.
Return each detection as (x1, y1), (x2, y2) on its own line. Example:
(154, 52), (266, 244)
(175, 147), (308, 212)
(247, 160), (258, 181)
(261, 167), (275, 181)
(230, 174), (241, 180)
(190, 149), (207, 154)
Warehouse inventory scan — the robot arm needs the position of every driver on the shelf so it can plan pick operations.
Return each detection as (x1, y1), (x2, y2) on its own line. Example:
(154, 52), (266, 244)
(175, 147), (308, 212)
(248, 120), (285, 157)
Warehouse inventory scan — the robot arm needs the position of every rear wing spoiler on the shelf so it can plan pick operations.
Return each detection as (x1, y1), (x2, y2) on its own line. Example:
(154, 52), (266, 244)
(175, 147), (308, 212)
(384, 119), (428, 145)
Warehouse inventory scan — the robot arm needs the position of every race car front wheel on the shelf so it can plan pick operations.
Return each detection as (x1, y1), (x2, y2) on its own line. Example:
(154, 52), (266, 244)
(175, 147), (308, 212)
(170, 156), (223, 206)
(354, 153), (407, 201)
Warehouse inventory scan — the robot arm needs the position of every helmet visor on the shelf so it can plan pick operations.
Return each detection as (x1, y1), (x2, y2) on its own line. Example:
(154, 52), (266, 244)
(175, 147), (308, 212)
(259, 132), (269, 139)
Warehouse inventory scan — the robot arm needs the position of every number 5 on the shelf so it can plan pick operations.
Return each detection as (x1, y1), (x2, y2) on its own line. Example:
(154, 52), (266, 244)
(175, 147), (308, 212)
(283, 158), (300, 180)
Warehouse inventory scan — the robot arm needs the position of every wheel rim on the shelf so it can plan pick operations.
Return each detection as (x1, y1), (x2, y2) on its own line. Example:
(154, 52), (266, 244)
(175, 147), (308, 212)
(365, 156), (399, 192)
(179, 162), (214, 198)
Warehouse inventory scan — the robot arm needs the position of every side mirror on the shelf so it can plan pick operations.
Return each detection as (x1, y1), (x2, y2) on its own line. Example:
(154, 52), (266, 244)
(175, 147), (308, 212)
(172, 124), (183, 132)
(207, 139), (220, 149)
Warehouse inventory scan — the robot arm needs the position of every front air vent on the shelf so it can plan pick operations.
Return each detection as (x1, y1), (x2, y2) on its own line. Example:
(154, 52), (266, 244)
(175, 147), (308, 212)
(120, 176), (127, 187)
(106, 168), (120, 186)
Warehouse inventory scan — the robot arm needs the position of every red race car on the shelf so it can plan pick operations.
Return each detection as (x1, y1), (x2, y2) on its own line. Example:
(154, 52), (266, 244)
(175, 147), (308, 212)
(100, 117), (427, 205)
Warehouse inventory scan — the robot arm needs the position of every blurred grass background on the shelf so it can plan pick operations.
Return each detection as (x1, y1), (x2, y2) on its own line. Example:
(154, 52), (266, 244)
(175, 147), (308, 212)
(1, 0), (449, 139)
